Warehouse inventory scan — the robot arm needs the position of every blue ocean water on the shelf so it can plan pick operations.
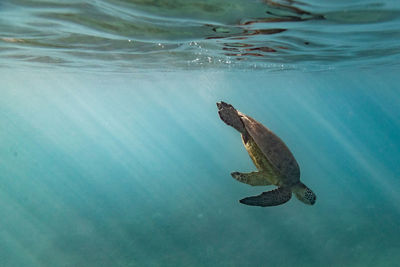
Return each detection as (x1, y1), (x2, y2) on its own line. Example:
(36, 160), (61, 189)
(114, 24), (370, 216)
(1, 1), (400, 267)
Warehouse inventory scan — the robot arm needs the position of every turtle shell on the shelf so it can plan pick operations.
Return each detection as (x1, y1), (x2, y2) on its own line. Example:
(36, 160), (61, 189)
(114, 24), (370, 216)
(239, 111), (300, 183)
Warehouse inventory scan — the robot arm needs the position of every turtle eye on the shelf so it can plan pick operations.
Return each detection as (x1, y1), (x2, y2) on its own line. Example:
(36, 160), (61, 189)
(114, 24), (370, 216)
(305, 189), (316, 205)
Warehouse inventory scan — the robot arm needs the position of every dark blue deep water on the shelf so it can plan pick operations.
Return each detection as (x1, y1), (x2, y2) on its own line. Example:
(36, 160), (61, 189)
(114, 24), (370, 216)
(1, 1), (400, 266)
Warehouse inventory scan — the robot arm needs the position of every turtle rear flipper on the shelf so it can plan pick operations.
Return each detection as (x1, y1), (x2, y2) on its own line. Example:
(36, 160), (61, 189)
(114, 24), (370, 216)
(240, 187), (292, 207)
(231, 171), (272, 186)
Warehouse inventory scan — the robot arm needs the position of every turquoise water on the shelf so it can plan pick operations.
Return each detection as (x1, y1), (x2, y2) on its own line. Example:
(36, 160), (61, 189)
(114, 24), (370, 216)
(1, 1), (400, 267)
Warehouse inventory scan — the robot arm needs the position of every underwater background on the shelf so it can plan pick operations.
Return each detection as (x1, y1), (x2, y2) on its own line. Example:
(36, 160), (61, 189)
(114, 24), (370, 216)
(1, 1), (400, 266)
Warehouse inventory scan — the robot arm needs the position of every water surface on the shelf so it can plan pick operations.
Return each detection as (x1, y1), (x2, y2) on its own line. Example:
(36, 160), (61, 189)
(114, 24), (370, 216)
(1, 0), (399, 71)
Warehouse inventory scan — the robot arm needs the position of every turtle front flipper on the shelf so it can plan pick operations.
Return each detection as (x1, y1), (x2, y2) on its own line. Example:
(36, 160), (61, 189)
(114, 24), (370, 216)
(231, 171), (272, 186)
(216, 101), (246, 134)
(239, 187), (292, 207)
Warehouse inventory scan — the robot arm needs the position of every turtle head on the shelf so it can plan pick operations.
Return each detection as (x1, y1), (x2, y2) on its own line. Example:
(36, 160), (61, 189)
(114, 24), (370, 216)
(291, 182), (316, 205)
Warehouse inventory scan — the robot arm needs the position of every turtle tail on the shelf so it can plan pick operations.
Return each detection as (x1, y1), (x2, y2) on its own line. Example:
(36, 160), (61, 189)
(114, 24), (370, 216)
(216, 101), (246, 134)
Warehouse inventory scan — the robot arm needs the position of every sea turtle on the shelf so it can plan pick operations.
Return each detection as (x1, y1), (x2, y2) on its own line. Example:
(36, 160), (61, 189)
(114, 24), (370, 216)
(217, 101), (316, 207)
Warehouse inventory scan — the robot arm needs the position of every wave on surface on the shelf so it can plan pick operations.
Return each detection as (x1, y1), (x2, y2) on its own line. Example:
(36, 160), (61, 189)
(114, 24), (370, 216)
(1, 0), (399, 71)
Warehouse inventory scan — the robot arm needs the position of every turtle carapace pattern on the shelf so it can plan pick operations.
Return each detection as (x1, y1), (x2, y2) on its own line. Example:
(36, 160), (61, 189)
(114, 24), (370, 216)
(217, 101), (316, 207)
